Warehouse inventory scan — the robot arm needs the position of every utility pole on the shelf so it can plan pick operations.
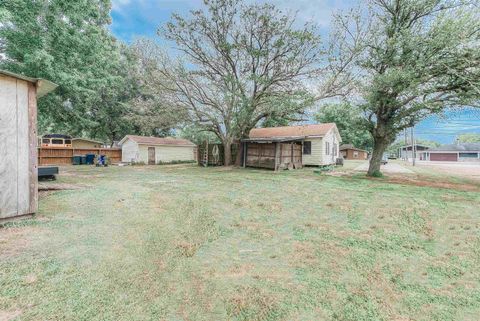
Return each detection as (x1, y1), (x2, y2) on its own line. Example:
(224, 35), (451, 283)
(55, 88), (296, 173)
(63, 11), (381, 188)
(411, 126), (416, 166)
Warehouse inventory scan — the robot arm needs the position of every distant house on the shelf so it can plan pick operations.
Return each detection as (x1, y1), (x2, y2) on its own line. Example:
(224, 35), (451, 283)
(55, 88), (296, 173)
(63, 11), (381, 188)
(419, 143), (480, 162)
(241, 123), (342, 170)
(340, 144), (368, 160)
(399, 144), (430, 161)
(119, 135), (196, 165)
(72, 138), (103, 149)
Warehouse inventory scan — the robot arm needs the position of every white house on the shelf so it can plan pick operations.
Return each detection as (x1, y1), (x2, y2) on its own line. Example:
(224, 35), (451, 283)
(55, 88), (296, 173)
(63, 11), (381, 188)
(419, 143), (480, 162)
(247, 123), (342, 167)
(119, 135), (196, 165)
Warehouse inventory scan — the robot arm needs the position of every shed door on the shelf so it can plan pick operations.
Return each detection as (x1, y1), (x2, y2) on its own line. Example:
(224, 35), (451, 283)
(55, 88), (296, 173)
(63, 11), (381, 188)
(148, 147), (156, 165)
(430, 153), (457, 162)
(0, 77), (30, 219)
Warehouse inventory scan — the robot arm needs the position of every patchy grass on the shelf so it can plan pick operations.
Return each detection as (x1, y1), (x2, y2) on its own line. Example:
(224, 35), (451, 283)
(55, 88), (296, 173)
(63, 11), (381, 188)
(1, 164), (480, 320)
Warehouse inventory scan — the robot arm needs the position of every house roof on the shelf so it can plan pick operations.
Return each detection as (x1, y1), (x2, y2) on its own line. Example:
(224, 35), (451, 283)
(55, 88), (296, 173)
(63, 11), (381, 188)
(427, 143), (480, 152)
(340, 144), (367, 152)
(249, 123), (337, 139)
(119, 135), (196, 147)
(242, 136), (305, 143)
(0, 69), (57, 98)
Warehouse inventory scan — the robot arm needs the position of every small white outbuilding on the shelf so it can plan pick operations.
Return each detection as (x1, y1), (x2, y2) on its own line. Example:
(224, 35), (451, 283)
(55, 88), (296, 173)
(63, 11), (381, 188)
(0, 70), (57, 222)
(119, 135), (196, 165)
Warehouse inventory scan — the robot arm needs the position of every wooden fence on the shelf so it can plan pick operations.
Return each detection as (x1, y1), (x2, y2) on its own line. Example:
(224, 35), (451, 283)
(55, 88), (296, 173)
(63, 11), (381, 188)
(38, 147), (122, 166)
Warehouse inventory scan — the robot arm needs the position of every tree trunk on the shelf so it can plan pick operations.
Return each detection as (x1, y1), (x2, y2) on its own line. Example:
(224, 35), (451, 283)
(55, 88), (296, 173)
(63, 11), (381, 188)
(234, 139), (243, 166)
(223, 141), (232, 166)
(367, 134), (390, 176)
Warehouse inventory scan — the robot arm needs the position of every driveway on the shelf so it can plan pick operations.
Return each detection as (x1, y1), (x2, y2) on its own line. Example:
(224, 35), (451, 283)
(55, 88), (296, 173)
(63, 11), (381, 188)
(416, 161), (480, 181)
(354, 161), (414, 174)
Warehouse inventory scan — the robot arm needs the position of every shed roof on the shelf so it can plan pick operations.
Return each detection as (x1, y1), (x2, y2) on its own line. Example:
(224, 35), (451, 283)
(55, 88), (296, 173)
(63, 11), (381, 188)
(72, 138), (104, 144)
(249, 123), (337, 139)
(119, 135), (196, 147)
(427, 143), (480, 152)
(0, 69), (57, 98)
(340, 144), (367, 152)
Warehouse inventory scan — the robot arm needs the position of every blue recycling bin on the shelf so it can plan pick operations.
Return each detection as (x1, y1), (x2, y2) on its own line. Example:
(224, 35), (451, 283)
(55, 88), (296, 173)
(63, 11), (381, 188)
(86, 154), (95, 165)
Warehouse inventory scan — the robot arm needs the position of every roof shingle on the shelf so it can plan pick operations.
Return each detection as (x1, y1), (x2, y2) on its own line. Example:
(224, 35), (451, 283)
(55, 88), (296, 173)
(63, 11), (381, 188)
(122, 135), (195, 147)
(249, 123), (336, 139)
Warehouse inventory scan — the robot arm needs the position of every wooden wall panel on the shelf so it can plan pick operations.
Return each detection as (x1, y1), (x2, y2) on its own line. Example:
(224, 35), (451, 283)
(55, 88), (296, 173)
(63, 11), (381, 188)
(0, 76), (19, 218)
(16, 80), (30, 214)
(28, 83), (38, 214)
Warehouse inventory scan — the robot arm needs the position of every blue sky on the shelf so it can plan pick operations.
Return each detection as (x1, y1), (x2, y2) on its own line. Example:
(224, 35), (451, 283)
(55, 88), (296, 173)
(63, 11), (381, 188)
(110, 0), (480, 144)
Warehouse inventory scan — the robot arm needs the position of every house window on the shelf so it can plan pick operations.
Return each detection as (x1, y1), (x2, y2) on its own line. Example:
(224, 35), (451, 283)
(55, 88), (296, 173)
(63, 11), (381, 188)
(459, 153), (478, 158)
(333, 144), (337, 156)
(353, 151), (359, 158)
(325, 142), (330, 155)
(303, 141), (311, 155)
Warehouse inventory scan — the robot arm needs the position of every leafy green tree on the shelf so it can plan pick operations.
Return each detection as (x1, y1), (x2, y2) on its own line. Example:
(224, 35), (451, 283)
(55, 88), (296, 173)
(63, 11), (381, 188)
(332, 0), (480, 176)
(124, 38), (188, 137)
(315, 103), (373, 150)
(178, 125), (219, 146)
(160, 0), (322, 165)
(457, 133), (480, 143)
(0, 0), (133, 142)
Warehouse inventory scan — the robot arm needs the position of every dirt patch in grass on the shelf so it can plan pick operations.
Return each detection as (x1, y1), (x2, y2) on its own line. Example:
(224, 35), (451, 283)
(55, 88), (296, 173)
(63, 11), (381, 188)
(0, 309), (22, 321)
(227, 286), (283, 321)
(0, 226), (39, 258)
(385, 176), (480, 192)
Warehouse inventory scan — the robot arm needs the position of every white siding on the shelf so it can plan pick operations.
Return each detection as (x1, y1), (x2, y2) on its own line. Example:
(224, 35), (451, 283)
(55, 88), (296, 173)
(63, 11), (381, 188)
(121, 139), (140, 163)
(301, 128), (341, 166)
(138, 145), (195, 163)
(302, 138), (323, 166)
(320, 130), (339, 165)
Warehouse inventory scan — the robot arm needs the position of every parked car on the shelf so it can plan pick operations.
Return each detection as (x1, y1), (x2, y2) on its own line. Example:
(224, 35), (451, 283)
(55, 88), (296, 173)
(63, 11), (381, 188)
(381, 153), (389, 165)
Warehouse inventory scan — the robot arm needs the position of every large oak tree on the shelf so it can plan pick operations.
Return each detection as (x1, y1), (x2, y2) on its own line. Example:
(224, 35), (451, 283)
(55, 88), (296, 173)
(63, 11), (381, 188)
(159, 0), (323, 165)
(332, 0), (480, 176)
(0, 0), (135, 142)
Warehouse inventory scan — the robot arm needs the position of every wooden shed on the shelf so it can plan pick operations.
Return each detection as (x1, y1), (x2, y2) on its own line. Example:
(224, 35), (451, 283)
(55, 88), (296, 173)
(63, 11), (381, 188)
(119, 135), (196, 165)
(0, 70), (57, 222)
(241, 137), (303, 170)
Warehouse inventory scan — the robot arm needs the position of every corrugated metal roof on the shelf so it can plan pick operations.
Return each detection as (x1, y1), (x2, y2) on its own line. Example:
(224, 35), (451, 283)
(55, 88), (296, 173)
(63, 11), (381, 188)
(249, 123), (337, 139)
(0, 69), (57, 98)
(119, 135), (196, 147)
(428, 143), (480, 152)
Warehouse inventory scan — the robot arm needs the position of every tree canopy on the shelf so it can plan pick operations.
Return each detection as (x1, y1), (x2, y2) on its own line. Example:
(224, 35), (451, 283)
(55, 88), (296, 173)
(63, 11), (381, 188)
(0, 0), (142, 142)
(331, 0), (480, 175)
(315, 103), (373, 150)
(159, 0), (322, 164)
(457, 133), (480, 143)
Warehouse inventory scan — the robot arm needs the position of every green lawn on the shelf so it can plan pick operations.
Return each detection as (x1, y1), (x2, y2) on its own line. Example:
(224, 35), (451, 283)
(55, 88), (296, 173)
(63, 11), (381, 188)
(1, 164), (480, 321)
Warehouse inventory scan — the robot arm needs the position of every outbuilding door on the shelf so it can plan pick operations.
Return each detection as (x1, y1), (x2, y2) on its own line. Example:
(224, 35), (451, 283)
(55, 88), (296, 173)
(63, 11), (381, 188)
(430, 153), (457, 162)
(148, 147), (156, 165)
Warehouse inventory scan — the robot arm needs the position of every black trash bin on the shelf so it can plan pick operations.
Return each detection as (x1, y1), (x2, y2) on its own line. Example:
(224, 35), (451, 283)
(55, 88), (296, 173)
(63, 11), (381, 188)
(72, 156), (81, 165)
(86, 154), (95, 165)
